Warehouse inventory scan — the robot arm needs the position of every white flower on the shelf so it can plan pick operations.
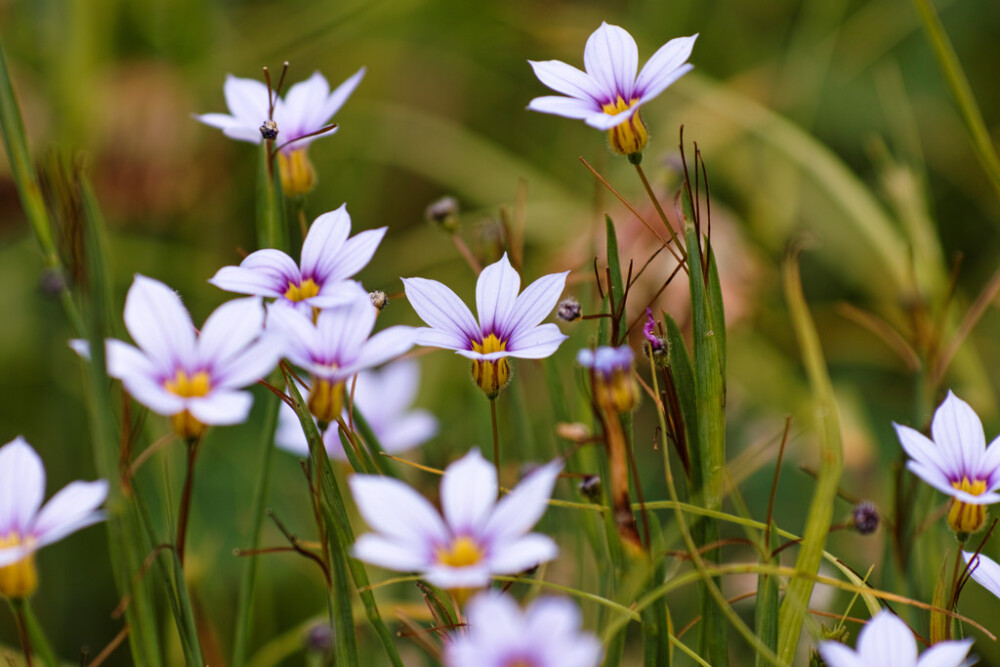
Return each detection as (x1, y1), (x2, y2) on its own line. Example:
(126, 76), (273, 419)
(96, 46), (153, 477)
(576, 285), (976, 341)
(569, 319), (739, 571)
(275, 359), (437, 459)
(963, 550), (1000, 601)
(210, 204), (384, 316)
(528, 23), (697, 157)
(105, 275), (283, 438)
(818, 610), (974, 667)
(402, 253), (568, 398)
(0, 437), (108, 598)
(349, 449), (561, 589)
(895, 391), (1000, 533)
(444, 591), (602, 667)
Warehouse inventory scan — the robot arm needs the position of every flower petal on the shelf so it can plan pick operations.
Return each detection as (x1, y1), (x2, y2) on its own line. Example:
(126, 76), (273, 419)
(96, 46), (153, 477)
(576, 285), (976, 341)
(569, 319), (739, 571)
(422, 563), (493, 590)
(476, 253), (520, 338)
(527, 95), (600, 120)
(504, 270), (568, 339)
(106, 339), (159, 384)
(352, 534), (429, 572)
(894, 423), (950, 477)
(223, 75), (270, 124)
(963, 551), (1000, 600)
(931, 391), (986, 479)
(506, 323), (568, 359)
(403, 277), (480, 344)
(527, 60), (602, 102)
(916, 639), (974, 667)
(487, 534), (558, 574)
(300, 205), (351, 279)
(348, 474), (449, 546)
(124, 275), (197, 372)
(346, 326), (417, 378)
(266, 304), (319, 369)
(318, 67), (366, 125)
(414, 327), (470, 351)
(441, 449), (498, 534)
(324, 227), (387, 283)
(376, 411), (438, 453)
(33, 480), (108, 547)
(583, 22), (638, 101)
(120, 372), (187, 416)
(0, 437), (45, 536)
(856, 611), (917, 667)
(483, 459), (562, 543)
(209, 266), (286, 298)
(197, 297), (265, 370)
(187, 389), (254, 425)
(239, 249), (303, 287)
(212, 335), (284, 389)
(816, 641), (864, 667)
(635, 34), (698, 100)
(282, 71), (331, 137)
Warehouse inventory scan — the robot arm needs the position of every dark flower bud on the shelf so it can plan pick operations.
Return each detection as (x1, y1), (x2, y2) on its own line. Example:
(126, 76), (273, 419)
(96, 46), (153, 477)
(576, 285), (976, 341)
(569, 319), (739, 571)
(557, 297), (581, 322)
(578, 475), (602, 502)
(38, 269), (68, 297)
(425, 196), (459, 232)
(259, 119), (279, 140)
(370, 290), (387, 311)
(305, 623), (333, 654)
(852, 501), (879, 535)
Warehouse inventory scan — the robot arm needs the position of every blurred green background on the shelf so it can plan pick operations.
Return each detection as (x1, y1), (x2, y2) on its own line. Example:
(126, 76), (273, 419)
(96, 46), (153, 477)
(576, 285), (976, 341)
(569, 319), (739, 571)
(3, 0), (1000, 664)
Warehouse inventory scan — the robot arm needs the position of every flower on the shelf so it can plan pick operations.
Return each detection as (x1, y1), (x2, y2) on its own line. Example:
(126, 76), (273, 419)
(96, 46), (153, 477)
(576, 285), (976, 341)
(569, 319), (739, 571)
(275, 359), (438, 459)
(963, 551), (1000, 601)
(578, 346), (638, 413)
(210, 204), (384, 316)
(444, 591), (602, 667)
(349, 448), (561, 589)
(267, 288), (415, 422)
(527, 23), (697, 159)
(818, 610), (974, 667)
(895, 391), (1000, 534)
(195, 68), (365, 195)
(0, 437), (108, 598)
(105, 275), (283, 438)
(402, 253), (568, 398)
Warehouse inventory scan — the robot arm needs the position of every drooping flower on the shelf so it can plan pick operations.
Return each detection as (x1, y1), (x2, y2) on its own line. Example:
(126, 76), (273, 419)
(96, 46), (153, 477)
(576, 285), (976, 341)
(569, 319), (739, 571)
(527, 23), (697, 159)
(818, 610), (974, 667)
(210, 204), (384, 317)
(963, 551), (1000, 601)
(578, 346), (638, 413)
(349, 448), (561, 589)
(275, 359), (438, 459)
(195, 68), (365, 195)
(105, 275), (283, 439)
(0, 437), (108, 599)
(267, 288), (416, 423)
(444, 591), (602, 667)
(895, 391), (1000, 535)
(402, 253), (568, 399)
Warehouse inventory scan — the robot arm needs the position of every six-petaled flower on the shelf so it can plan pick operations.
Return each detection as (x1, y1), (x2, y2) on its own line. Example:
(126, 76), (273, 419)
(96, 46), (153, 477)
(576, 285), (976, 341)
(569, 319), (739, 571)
(349, 448), (561, 589)
(818, 610), (974, 667)
(528, 23), (697, 159)
(403, 253), (568, 399)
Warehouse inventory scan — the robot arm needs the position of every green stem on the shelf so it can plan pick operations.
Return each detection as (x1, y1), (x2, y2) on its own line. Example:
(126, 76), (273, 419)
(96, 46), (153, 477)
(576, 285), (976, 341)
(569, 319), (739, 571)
(9, 598), (34, 667)
(175, 436), (202, 566)
(634, 162), (687, 262)
(490, 398), (501, 485)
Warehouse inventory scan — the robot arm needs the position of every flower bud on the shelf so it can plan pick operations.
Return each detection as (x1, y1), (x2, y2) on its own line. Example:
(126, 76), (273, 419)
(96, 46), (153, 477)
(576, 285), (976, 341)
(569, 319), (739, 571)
(278, 148), (317, 197)
(601, 98), (648, 160)
(557, 297), (582, 322)
(578, 346), (639, 413)
(471, 334), (511, 399)
(259, 119), (279, 140)
(370, 290), (387, 312)
(0, 536), (37, 599)
(578, 475), (602, 502)
(851, 501), (879, 535)
(308, 378), (345, 423)
(425, 196), (459, 232)
(305, 623), (333, 655)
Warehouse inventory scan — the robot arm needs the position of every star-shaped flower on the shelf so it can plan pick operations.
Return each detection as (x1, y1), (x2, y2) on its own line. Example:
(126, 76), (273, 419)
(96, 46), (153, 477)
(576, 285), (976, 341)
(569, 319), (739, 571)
(528, 23), (697, 158)
(0, 437), (108, 599)
(105, 275), (284, 438)
(210, 204), (384, 316)
(349, 448), (561, 589)
(444, 591), (602, 667)
(402, 253), (568, 398)
(818, 610), (974, 667)
(895, 391), (1000, 534)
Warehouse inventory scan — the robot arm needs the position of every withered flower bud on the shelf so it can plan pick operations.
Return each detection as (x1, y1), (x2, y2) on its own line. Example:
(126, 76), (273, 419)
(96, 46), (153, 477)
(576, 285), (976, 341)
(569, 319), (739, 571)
(557, 297), (582, 322)
(260, 119), (279, 140)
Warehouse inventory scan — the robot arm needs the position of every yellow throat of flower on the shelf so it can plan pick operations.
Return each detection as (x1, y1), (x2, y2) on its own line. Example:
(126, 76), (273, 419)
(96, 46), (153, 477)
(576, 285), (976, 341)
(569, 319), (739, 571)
(308, 377), (345, 423)
(471, 334), (510, 399)
(948, 477), (988, 535)
(284, 278), (320, 302)
(436, 536), (484, 568)
(278, 148), (317, 197)
(595, 368), (639, 414)
(0, 534), (37, 599)
(164, 370), (211, 439)
(601, 96), (648, 158)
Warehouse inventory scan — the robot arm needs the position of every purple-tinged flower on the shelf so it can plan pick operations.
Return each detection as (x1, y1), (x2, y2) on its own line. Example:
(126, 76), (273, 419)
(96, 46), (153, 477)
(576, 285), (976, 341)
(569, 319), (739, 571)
(349, 448), (561, 589)
(444, 591), (602, 667)
(818, 610), (974, 667)
(642, 307), (665, 354)
(210, 204), (384, 317)
(195, 69), (365, 196)
(528, 23), (697, 158)
(578, 346), (638, 413)
(275, 359), (438, 459)
(895, 391), (1000, 534)
(105, 275), (283, 438)
(963, 551), (1000, 601)
(402, 253), (568, 398)
(0, 437), (108, 599)
(267, 289), (415, 422)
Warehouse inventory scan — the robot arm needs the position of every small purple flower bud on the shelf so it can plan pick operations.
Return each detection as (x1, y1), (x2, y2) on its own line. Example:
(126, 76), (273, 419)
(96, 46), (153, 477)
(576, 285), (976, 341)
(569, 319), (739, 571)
(305, 623), (333, 654)
(643, 308), (665, 354)
(38, 269), (68, 297)
(426, 196), (459, 231)
(259, 119), (279, 140)
(852, 501), (879, 535)
(557, 297), (582, 322)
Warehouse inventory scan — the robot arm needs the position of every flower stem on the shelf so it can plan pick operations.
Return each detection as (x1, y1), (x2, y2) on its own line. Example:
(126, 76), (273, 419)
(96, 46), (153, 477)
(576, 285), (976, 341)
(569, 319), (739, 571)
(451, 232), (482, 275)
(490, 398), (501, 489)
(176, 435), (203, 566)
(9, 598), (34, 667)
(633, 162), (687, 262)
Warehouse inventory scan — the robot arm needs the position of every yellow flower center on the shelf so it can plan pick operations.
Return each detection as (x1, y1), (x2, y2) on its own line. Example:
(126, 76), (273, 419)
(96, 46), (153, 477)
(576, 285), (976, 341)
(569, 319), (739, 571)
(278, 148), (317, 197)
(0, 534), (38, 599)
(436, 536), (484, 568)
(470, 334), (510, 399)
(284, 278), (320, 302)
(164, 370), (211, 398)
(600, 96), (648, 158)
(505, 661), (536, 667)
(308, 377), (345, 423)
(948, 477), (989, 535)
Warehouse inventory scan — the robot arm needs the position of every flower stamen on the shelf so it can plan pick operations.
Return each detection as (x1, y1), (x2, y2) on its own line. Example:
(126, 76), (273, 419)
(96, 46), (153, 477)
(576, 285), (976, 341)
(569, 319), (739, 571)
(436, 536), (484, 567)
(164, 370), (212, 398)
(284, 278), (320, 302)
